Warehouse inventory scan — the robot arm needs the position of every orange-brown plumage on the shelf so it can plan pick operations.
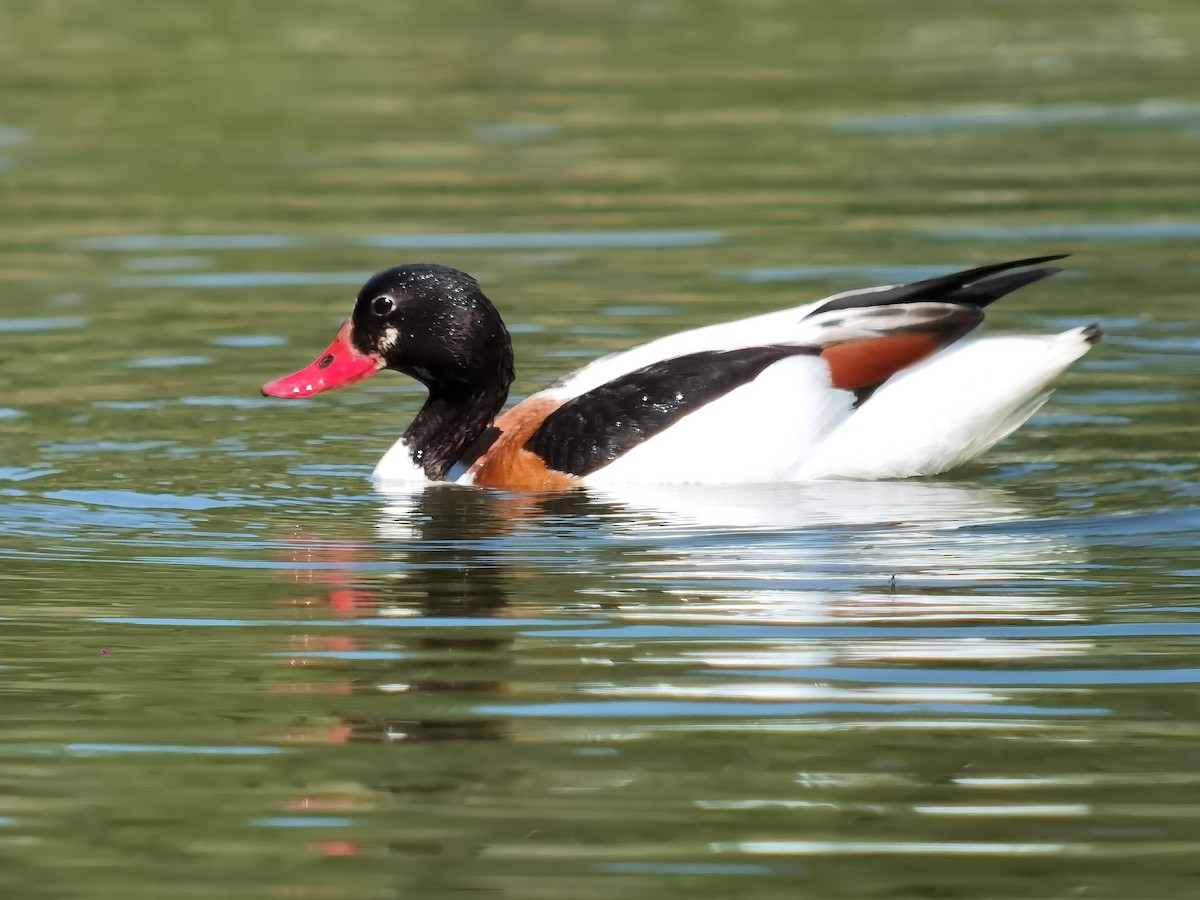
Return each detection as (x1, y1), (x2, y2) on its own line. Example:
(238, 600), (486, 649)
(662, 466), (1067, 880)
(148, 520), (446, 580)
(822, 333), (946, 391)
(468, 396), (579, 491)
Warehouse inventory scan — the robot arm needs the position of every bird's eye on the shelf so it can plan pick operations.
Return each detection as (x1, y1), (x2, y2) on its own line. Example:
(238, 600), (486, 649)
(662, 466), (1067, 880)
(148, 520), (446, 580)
(371, 296), (395, 316)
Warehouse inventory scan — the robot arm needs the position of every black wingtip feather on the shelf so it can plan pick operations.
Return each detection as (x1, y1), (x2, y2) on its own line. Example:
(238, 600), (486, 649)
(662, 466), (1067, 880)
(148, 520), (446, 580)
(946, 266), (1065, 310)
(897, 254), (1070, 303)
(808, 254), (1071, 317)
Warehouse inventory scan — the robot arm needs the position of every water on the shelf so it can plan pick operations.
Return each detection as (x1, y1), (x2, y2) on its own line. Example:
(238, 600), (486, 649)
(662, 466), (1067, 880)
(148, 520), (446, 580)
(2, 2), (1199, 897)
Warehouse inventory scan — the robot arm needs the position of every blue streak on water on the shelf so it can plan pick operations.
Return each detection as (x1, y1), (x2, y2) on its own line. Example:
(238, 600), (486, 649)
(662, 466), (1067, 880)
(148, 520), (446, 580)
(77, 230), (724, 254)
(601, 304), (679, 317)
(0, 408), (24, 421)
(718, 265), (960, 284)
(0, 316), (87, 333)
(0, 126), (33, 146)
(122, 255), (213, 271)
(251, 817), (354, 828)
(969, 507), (1200, 539)
(567, 324), (638, 336)
(112, 272), (371, 289)
(597, 863), (775, 875)
(360, 231), (724, 250)
(0, 467), (60, 482)
(473, 122), (559, 143)
(286, 464), (371, 477)
(0, 501), (191, 536)
(47, 440), (175, 453)
(44, 489), (254, 510)
(1032, 413), (1133, 426)
(212, 334), (287, 348)
(66, 743), (287, 756)
(0, 818), (16, 826)
(722, 667), (1200, 686)
(76, 233), (296, 251)
(922, 222), (1200, 241)
(1058, 389), (1179, 405)
(543, 349), (606, 359)
(180, 396), (280, 409)
(477, 701), (1107, 718)
(1111, 335), (1200, 352)
(837, 101), (1200, 134)
(92, 401), (166, 410)
(1099, 461), (1196, 474)
(127, 355), (212, 368)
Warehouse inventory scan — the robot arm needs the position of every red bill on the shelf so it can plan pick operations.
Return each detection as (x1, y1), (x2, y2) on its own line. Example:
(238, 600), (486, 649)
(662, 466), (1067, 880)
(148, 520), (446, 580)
(261, 321), (383, 398)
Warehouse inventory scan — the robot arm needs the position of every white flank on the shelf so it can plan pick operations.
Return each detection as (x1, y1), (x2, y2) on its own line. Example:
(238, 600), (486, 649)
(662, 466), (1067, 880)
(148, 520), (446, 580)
(584, 355), (851, 485)
(796, 327), (1096, 480)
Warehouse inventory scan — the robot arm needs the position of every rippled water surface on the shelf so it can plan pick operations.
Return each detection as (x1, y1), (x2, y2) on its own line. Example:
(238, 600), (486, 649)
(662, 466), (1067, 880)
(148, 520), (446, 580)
(2, 2), (1199, 897)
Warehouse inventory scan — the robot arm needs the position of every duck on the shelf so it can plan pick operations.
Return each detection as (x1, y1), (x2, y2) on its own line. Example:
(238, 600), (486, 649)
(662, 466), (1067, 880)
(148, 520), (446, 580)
(262, 255), (1101, 491)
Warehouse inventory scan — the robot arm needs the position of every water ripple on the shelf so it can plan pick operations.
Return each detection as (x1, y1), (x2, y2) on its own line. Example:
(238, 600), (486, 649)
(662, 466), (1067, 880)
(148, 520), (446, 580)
(838, 100), (1200, 135)
(922, 222), (1200, 241)
(0, 316), (87, 333)
(477, 701), (1106, 718)
(65, 743), (287, 756)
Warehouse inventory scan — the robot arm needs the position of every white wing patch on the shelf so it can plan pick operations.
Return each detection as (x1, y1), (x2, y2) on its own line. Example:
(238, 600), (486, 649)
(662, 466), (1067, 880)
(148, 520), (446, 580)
(584, 355), (852, 485)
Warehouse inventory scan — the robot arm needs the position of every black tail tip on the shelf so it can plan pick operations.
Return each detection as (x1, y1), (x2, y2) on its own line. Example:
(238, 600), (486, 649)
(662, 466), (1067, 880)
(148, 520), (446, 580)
(1081, 322), (1103, 344)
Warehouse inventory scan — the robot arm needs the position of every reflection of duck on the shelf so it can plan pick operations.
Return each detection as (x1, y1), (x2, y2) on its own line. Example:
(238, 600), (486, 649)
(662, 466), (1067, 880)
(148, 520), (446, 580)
(278, 489), (515, 748)
(579, 479), (1082, 588)
(585, 480), (1023, 533)
(490, 483), (1094, 721)
(264, 256), (1100, 490)
(274, 479), (1094, 864)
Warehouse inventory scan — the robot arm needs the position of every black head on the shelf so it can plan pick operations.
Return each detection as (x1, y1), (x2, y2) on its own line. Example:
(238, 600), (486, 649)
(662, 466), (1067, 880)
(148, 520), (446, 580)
(261, 263), (515, 478)
(350, 264), (514, 395)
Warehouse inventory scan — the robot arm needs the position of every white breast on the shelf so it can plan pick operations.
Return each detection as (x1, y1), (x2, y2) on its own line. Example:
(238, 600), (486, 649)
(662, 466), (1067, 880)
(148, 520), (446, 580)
(373, 437), (428, 486)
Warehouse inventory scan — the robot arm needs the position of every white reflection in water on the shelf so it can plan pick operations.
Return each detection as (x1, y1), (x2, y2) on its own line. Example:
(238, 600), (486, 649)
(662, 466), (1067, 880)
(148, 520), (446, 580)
(837, 100), (1200, 135)
(590, 480), (1024, 532)
(955, 773), (1200, 788)
(376, 479), (1096, 728)
(718, 840), (1089, 856)
(607, 483), (1090, 719)
(581, 682), (1005, 704)
(658, 641), (1089, 667)
(913, 804), (1090, 817)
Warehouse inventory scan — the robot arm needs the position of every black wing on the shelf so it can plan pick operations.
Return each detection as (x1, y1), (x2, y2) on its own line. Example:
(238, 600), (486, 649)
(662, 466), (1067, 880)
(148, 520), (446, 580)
(525, 345), (818, 477)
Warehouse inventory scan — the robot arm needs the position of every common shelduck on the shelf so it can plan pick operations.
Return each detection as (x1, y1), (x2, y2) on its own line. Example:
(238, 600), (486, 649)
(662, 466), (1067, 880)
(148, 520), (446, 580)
(262, 256), (1101, 491)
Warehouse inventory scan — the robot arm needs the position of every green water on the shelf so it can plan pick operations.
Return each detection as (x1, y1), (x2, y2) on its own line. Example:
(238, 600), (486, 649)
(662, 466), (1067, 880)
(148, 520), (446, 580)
(2, 2), (1199, 897)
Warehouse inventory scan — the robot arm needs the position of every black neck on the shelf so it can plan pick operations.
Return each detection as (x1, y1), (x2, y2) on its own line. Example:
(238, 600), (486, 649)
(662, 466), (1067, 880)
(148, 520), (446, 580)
(403, 380), (509, 481)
